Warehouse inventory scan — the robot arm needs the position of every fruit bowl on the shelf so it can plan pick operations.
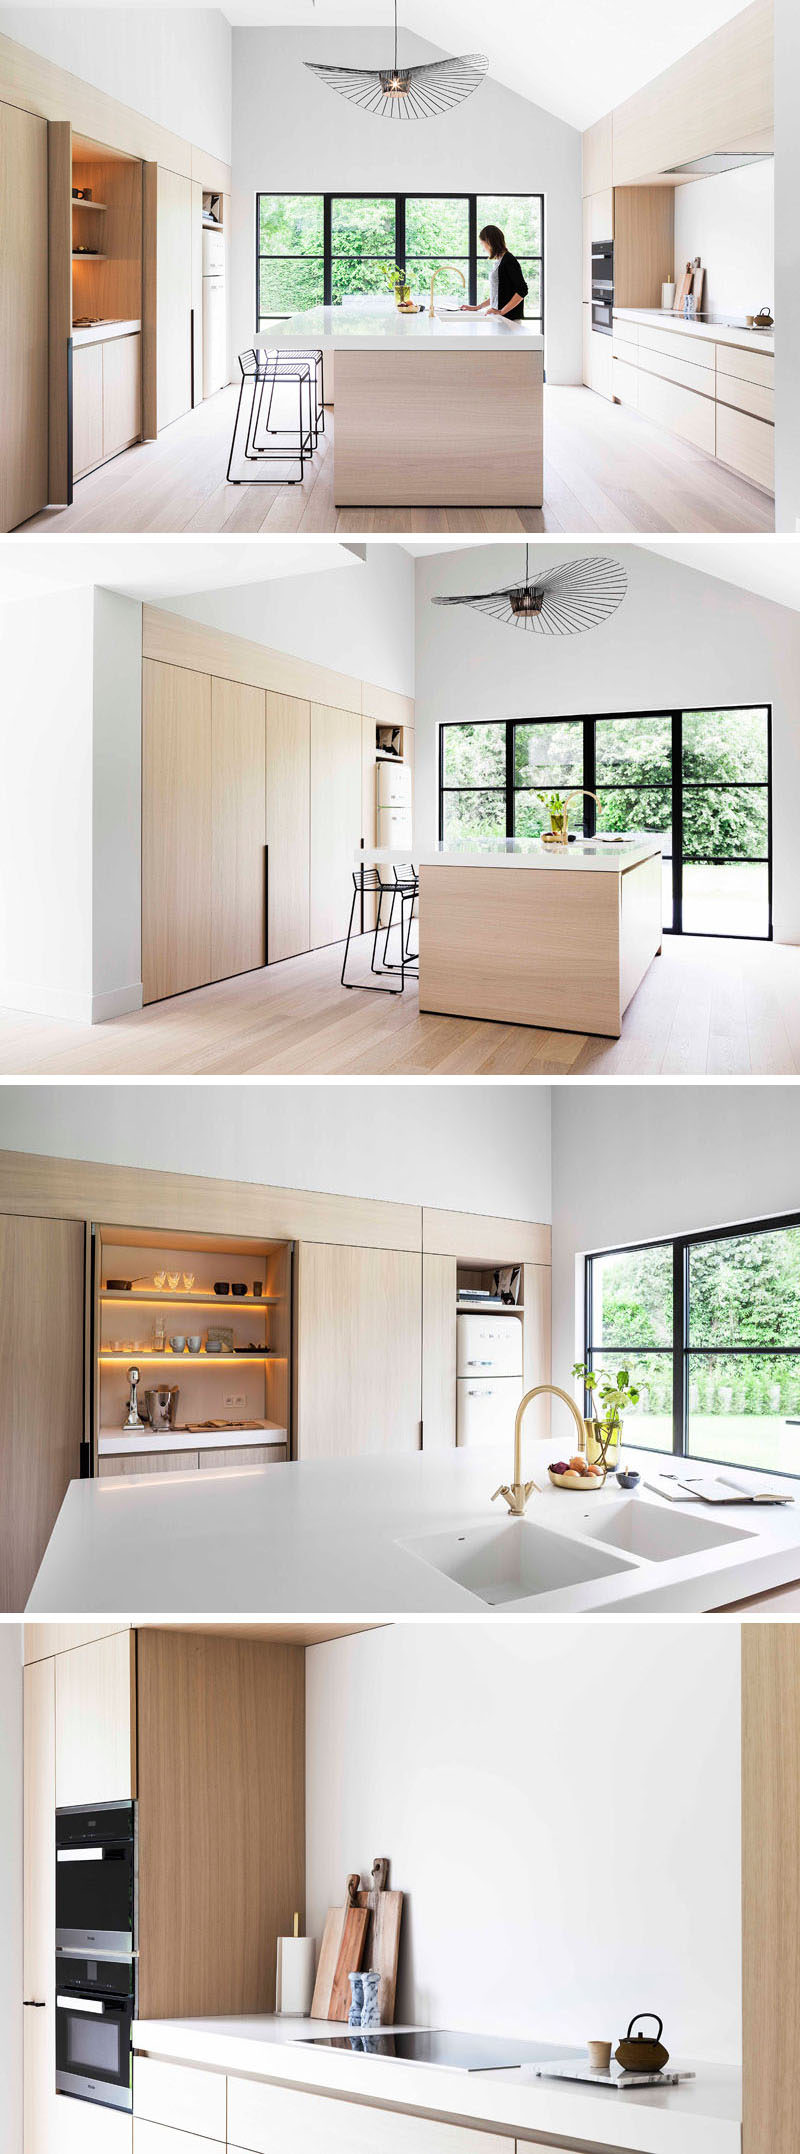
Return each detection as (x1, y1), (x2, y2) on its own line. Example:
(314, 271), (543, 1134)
(549, 1460), (605, 1490)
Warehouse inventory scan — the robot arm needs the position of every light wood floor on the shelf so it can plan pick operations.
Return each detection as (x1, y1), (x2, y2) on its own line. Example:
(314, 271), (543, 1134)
(20, 383), (773, 535)
(2, 932), (798, 1076)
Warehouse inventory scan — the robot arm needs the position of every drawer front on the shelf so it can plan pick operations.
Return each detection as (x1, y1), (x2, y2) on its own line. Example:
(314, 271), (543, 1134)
(637, 322), (717, 370)
(636, 340), (715, 399)
(716, 401), (775, 493)
(637, 368), (716, 455)
(228, 2078), (510, 2154)
(135, 2125), (224, 2154)
(715, 341), (774, 389)
(99, 1450), (199, 1477)
(198, 1443), (288, 1468)
(715, 372), (774, 423)
(72, 342), (104, 479)
(134, 2056), (227, 2141)
(611, 314), (638, 347)
(612, 356), (639, 408)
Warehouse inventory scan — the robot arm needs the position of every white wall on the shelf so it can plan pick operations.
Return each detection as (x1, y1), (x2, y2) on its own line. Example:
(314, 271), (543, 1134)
(0, 1626), (24, 2154)
(306, 1623), (741, 2062)
(414, 542), (800, 944)
(230, 26), (582, 383)
(0, 6), (232, 163)
(673, 161), (773, 320)
(0, 588), (95, 1021)
(0, 1082), (551, 1223)
(92, 590), (143, 1021)
(551, 1083), (800, 1383)
(775, 0), (800, 531)
(165, 545), (415, 698)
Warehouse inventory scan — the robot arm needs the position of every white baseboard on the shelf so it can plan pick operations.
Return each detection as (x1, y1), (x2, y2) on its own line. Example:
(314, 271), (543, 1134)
(0, 980), (143, 1025)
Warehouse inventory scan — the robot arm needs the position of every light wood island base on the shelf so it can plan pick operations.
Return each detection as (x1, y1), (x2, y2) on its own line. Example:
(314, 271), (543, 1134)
(334, 350), (544, 507)
(418, 851), (662, 1038)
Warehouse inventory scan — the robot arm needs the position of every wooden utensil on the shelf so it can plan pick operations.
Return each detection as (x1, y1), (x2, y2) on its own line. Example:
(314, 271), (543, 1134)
(355, 1855), (403, 2024)
(310, 1873), (369, 2022)
(673, 261), (693, 314)
(690, 260), (705, 314)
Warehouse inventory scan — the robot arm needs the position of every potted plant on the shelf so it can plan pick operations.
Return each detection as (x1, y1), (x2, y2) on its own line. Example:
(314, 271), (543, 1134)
(571, 1361), (641, 1474)
(537, 790), (569, 843)
(380, 262), (412, 309)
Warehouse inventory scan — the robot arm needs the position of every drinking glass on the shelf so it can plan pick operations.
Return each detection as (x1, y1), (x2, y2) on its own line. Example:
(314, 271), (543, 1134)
(167, 1272), (180, 1292)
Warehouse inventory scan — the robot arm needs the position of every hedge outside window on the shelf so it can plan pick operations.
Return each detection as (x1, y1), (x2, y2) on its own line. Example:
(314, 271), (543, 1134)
(256, 192), (544, 324)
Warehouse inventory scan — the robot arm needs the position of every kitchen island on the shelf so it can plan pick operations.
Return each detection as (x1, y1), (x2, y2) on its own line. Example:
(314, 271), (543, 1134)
(263, 305), (543, 506)
(131, 2013), (741, 2154)
(25, 1435), (800, 1618)
(416, 836), (662, 1037)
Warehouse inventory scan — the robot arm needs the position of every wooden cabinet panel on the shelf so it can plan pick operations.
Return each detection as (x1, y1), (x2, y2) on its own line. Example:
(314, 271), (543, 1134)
(141, 659), (212, 1002)
(637, 323), (717, 370)
(589, 330), (613, 402)
(581, 303), (592, 389)
(25, 1623), (129, 1664)
(54, 2092), (131, 2154)
(612, 356), (639, 409)
(612, 0), (773, 183)
(613, 188), (674, 311)
(134, 2056), (226, 2140)
(72, 341), (104, 478)
(743, 1627), (800, 2154)
(99, 1450), (198, 1477)
(589, 189), (613, 243)
(309, 703), (362, 949)
(611, 315), (639, 347)
(714, 373), (773, 424)
(581, 197), (592, 303)
(297, 1242), (422, 1460)
(636, 368), (716, 455)
(0, 1213), (85, 1613)
(24, 2005), (54, 2154)
(522, 1263), (552, 1441)
(716, 400), (774, 492)
(135, 2123), (223, 2154)
(211, 677), (266, 981)
(716, 342), (773, 389)
(156, 166), (192, 428)
(191, 179), (203, 406)
(198, 1443), (287, 1467)
(24, 1657), (55, 2002)
(265, 691), (310, 962)
(228, 2079), (509, 2154)
(422, 1252), (456, 1451)
(422, 1211), (550, 1265)
(635, 340), (716, 399)
(0, 102), (48, 531)
(103, 333), (142, 457)
(55, 1630), (136, 1806)
(582, 111), (613, 195)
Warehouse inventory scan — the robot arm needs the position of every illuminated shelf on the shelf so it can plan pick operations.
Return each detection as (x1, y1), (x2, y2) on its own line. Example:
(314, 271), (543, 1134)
(102, 1290), (276, 1307)
(73, 198), (108, 210)
(98, 1352), (283, 1365)
(73, 252), (108, 261)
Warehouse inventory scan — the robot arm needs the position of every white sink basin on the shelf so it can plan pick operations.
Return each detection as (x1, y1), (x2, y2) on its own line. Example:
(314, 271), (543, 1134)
(588, 1498), (754, 1564)
(399, 1519), (638, 1607)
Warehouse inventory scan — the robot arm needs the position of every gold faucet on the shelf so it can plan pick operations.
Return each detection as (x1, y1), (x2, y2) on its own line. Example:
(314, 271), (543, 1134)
(555, 788), (603, 845)
(492, 1384), (589, 1517)
(429, 265), (466, 318)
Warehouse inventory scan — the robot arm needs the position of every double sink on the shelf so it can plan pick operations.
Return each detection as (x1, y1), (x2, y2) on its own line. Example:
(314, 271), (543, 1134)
(401, 1499), (754, 1608)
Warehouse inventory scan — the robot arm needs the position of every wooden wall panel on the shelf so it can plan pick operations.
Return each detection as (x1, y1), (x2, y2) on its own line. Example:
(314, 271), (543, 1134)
(141, 160), (158, 438)
(141, 659), (212, 1003)
(137, 1631), (305, 2018)
(297, 1243), (422, 1459)
(0, 1215), (85, 1613)
(309, 703), (362, 949)
(265, 692), (311, 962)
(582, 110), (613, 195)
(143, 605), (363, 715)
(47, 118), (72, 508)
(743, 1625), (800, 2154)
(156, 166), (192, 429)
(0, 102), (48, 531)
(210, 677), (266, 981)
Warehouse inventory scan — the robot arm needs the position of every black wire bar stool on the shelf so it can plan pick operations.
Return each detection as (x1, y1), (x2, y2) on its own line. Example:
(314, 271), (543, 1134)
(377, 863), (419, 977)
(341, 865), (417, 994)
(226, 348), (315, 484)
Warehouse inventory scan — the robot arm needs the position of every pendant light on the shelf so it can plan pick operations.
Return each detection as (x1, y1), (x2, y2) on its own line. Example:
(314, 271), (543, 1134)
(431, 550), (628, 634)
(303, 2), (488, 119)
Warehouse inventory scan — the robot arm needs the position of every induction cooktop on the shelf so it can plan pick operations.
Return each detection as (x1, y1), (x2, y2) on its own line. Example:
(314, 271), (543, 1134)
(294, 2031), (582, 2073)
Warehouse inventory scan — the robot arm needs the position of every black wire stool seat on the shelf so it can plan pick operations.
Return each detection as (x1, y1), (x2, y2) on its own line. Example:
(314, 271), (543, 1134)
(341, 864), (418, 994)
(226, 347), (321, 485)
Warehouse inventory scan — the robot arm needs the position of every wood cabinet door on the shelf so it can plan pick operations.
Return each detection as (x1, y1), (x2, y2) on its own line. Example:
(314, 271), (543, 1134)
(24, 1657), (55, 2002)
(72, 342), (104, 477)
(522, 1262), (552, 1440)
(0, 103), (48, 531)
(141, 658), (212, 1002)
(266, 691), (311, 961)
(102, 334), (142, 458)
(190, 179), (203, 406)
(24, 2002), (54, 2154)
(0, 1215), (85, 1613)
(309, 703), (362, 949)
(296, 1242), (422, 1459)
(743, 1626), (800, 2154)
(211, 677), (266, 981)
(156, 166), (192, 428)
(55, 1630), (136, 1806)
(422, 1253), (456, 1450)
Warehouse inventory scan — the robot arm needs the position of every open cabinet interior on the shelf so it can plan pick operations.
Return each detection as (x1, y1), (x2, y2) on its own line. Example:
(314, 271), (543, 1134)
(71, 136), (143, 324)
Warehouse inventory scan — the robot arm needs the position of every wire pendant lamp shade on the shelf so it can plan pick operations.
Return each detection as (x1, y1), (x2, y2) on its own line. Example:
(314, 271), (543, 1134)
(431, 550), (628, 634)
(303, 2), (488, 119)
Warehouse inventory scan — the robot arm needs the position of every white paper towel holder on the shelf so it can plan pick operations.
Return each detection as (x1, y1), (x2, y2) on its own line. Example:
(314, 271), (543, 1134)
(276, 1914), (317, 2017)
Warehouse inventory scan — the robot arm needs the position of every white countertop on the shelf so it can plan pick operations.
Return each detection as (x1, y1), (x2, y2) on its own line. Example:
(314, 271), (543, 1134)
(416, 837), (661, 874)
(72, 318), (141, 347)
(613, 307), (774, 356)
(131, 2015), (740, 2154)
(98, 1422), (286, 1459)
(263, 304), (543, 353)
(26, 1436), (800, 1616)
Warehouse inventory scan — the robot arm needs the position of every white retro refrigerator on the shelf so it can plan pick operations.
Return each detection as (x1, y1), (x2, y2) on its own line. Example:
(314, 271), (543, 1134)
(456, 1312), (524, 1446)
(376, 757), (412, 849)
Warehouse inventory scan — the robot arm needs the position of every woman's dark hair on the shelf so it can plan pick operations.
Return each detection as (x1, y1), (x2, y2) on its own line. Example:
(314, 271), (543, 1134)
(479, 224), (505, 259)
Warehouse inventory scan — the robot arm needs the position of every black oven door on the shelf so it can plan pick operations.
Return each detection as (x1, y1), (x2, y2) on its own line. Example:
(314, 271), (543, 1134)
(56, 1803), (135, 1954)
(55, 1958), (134, 2111)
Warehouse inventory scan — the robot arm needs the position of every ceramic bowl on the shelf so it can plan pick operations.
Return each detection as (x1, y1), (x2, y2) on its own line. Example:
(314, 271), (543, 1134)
(206, 1338), (222, 1354)
(616, 1469), (641, 1492)
(186, 1336), (202, 1353)
(169, 1335), (186, 1353)
(231, 1282), (247, 1296)
(548, 1467), (604, 1490)
(213, 1281), (230, 1296)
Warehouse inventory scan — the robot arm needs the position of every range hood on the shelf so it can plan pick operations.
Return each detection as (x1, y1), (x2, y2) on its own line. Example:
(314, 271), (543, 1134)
(667, 150), (773, 177)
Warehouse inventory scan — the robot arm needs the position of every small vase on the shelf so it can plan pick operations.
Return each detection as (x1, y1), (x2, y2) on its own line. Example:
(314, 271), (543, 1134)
(348, 1972), (364, 2027)
(361, 1971), (381, 2028)
(586, 1417), (619, 1474)
(550, 811), (568, 844)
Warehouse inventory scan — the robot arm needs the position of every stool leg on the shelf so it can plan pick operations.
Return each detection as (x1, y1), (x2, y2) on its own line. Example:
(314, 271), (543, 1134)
(226, 376), (248, 482)
(340, 883), (360, 988)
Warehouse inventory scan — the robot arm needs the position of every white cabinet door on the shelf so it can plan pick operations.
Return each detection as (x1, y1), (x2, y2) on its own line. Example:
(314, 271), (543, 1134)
(156, 167), (192, 429)
(228, 2079), (509, 2154)
(24, 1656), (55, 2154)
(55, 1632), (136, 1807)
(134, 2056), (226, 2140)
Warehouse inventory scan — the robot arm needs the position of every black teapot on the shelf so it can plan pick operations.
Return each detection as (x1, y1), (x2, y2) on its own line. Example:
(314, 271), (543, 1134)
(615, 2015), (670, 2074)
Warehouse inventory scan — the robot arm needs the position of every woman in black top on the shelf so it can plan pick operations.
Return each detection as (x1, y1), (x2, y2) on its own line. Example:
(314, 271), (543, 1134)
(461, 224), (528, 321)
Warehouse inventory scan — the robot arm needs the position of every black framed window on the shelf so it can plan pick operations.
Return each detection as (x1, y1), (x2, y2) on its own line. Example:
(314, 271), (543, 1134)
(585, 1214), (800, 1478)
(256, 192), (544, 326)
(438, 706), (772, 941)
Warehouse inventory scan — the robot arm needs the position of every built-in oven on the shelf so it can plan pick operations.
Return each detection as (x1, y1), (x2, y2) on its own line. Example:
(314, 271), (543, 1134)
(591, 239), (614, 336)
(55, 1954), (136, 2111)
(56, 1801), (136, 1955)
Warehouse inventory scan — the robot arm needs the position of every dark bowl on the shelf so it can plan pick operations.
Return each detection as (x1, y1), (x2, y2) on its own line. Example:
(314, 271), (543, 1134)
(213, 1281), (230, 1296)
(616, 1469), (641, 1491)
(231, 1282), (247, 1296)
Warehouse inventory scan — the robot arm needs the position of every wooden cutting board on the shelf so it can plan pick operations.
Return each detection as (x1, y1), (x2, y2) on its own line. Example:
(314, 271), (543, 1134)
(355, 1856), (403, 2024)
(310, 1876), (369, 2022)
(673, 261), (693, 314)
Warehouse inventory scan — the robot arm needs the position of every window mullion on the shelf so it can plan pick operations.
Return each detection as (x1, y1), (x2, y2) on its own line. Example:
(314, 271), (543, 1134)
(584, 717), (596, 837)
(323, 196), (332, 306)
(506, 724), (515, 839)
(674, 1239), (687, 1457)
